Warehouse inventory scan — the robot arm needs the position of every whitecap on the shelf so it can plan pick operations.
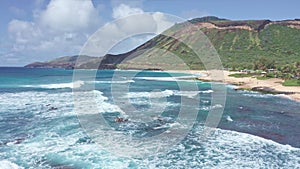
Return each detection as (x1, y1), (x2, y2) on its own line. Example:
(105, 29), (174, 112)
(199, 89), (214, 94)
(74, 90), (126, 116)
(135, 76), (197, 82)
(126, 89), (174, 99)
(135, 76), (179, 81)
(226, 115), (233, 122)
(227, 84), (238, 89)
(0, 160), (23, 169)
(173, 90), (200, 98)
(147, 126), (300, 168)
(20, 80), (85, 89)
(242, 93), (273, 98)
(211, 104), (223, 109)
(91, 80), (135, 84)
(125, 89), (212, 99)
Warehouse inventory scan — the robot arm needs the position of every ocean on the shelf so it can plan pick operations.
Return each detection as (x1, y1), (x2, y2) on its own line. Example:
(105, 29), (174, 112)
(0, 67), (299, 168)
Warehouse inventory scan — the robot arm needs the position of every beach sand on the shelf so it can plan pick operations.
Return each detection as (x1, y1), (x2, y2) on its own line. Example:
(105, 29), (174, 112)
(166, 70), (300, 102)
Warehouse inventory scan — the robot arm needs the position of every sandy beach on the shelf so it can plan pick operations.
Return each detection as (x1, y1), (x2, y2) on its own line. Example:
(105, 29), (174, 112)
(167, 70), (300, 102)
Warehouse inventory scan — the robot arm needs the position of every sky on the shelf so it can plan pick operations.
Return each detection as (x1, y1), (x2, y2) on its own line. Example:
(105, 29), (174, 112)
(0, 0), (299, 66)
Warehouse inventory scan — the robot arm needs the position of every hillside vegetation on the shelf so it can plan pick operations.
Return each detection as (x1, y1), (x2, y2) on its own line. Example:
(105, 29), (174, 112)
(208, 24), (300, 69)
(26, 16), (300, 72)
(122, 17), (300, 70)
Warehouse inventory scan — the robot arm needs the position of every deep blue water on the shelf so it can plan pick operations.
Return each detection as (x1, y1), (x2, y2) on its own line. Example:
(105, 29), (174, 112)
(0, 67), (299, 168)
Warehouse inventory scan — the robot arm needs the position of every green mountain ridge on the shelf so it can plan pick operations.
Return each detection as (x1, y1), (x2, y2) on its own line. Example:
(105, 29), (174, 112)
(25, 16), (300, 70)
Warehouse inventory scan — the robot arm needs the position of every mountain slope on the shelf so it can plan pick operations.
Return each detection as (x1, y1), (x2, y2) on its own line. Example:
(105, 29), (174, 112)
(25, 55), (100, 69)
(25, 17), (300, 70)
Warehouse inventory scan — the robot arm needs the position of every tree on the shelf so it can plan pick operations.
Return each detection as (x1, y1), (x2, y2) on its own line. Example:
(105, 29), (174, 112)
(253, 57), (276, 71)
(292, 62), (300, 79)
(278, 64), (298, 80)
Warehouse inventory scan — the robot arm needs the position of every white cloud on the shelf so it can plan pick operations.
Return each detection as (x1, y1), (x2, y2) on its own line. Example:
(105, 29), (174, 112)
(8, 20), (35, 35)
(112, 4), (144, 19)
(8, 20), (42, 49)
(152, 12), (176, 33)
(111, 4), (177, 35)
(81, 4), (182, 57)
(110, 0), (143, 10)
(4, 0), (102, 65)
(39, 0), (101, 32)
(3, 1), (183, 66)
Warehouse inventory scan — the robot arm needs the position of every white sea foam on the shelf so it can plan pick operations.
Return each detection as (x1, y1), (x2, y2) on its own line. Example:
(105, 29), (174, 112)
(0, 160), (23, 169)
(211, 104), (223, 109)
(173, 90), (200, 98)
(6, 121), (300, 169)
(135, 76), (179, 81)
(243, 92), (292, 102)
(153, 122), (183, 130)
(126, 90), (174, 98)
(1, 85), (300, 168)
(0, 90), (124, 117)
(242, 93), (275, 98)
(21, 80), (85, 89)
(226, 115), (233, 122)
(226, 84), (238, 89)
(127, 99), (179, 108)
(199, 89), (214, 94)
(237, 90), (278, 99)
(73, 90), (126, 116)
(199, 106), (210, 111)
(135, 76), (197, 82)
(0, 91), (74, 117)
(143, 126), (300, 168)
(1, 88), (300, 168)
(125, 89), (213, 99)
(201, 99), (210, 104)
(19, 79), (134, 89)
(91, 80), (135, 84)
(200, 104), (223, 111)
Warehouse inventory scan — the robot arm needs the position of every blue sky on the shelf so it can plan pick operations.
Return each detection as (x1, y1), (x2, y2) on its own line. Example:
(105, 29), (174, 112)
(0, 0), (299, 66)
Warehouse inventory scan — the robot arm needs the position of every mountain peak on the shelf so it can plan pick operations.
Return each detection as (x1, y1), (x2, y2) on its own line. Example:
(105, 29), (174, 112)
(25, 17), (300, 70)
(188, 16), (229, 23)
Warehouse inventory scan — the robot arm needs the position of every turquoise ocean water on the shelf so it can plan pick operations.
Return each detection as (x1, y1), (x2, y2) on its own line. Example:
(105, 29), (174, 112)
(0, 67), (299, 168)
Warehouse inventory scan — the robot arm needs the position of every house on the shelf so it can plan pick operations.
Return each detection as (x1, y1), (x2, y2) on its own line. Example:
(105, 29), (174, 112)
(267, 69), (275, 73)
(261, 71), (267, 76)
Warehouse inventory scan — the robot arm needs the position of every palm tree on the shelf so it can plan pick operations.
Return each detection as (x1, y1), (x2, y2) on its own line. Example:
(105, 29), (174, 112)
(253, 57), (276, 71)
(293, 62), (300, 79)
(294, 61), (300, 69)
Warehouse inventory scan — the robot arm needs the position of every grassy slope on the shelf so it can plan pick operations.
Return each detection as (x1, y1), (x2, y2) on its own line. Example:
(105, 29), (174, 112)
(118, 19), (300, 70)
(204, 24), (300, 69)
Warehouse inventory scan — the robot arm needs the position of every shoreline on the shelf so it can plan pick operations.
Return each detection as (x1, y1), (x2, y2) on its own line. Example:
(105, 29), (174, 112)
(165, 70), (300, 102)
